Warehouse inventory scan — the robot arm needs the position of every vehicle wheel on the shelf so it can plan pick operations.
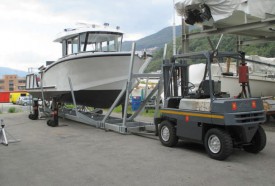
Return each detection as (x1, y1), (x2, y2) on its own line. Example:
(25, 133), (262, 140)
(243, 125), (266, 153)
(47, 120), (51, 126)
(28, 114), (38, 120)
(23, 103), (27, 106)
(204, 128), (233, 160)
(265, 114), (271, 123)
(159, 120), (178, 147)
(47, 119), (58, 127)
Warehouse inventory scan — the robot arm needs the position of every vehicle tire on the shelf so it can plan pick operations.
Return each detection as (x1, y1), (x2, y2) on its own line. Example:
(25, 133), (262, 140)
(23, 103), (27, 106)
(243, 125), (266, 153)
(47, 119), (58, 127)
(47, 120), (51, 126)
(265, 114), (270, 123)
(204, 128), (233, 160)
(159, 120), (178, 147)
(28, 114), (38, 120)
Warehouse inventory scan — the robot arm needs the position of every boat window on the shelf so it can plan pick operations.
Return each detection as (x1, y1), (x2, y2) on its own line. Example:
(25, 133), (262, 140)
(86, 42), (96, 52)
(61, 32), (122, 56)
(86, 34), (98, 51)
(109, 40), (116, 51)
(79, 33), (87, 52)
(85, 32), (122, 52)
(72, 37), (78, 54)
(67, 39), (72, 55)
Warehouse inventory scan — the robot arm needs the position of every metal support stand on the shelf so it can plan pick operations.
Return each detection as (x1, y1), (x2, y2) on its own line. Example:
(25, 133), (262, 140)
(28, 99), (39, 120)
(47, 98), (59, 127)
(64, 77), (100, 127)
(122, 42), (136, 130)
(102, 42), (162, 134)
(0, 119), (8, 146)
(0, 119), (21, 146)
(239, 51), (252, 98)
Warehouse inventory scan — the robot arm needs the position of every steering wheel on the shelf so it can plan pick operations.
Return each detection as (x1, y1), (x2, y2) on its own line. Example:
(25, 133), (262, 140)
(186, 82), (195, 91)
(178, 81), (196, 91)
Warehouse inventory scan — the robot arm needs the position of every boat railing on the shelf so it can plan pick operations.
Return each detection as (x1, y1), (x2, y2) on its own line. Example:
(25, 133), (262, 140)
(26, 73), (41, 90)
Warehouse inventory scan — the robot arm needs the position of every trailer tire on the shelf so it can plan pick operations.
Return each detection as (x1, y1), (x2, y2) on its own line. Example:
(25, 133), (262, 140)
(47, 119), (58, 127)
(266, 115), (270, 123)
(204, 128), (233, 160)
(159, 120), (178, 147)
(29, 114), (38, 120)
(243, 125), (266, 153)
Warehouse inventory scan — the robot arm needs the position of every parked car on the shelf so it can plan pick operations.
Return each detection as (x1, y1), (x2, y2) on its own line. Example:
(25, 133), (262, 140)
(10, 92), (29, 104)
(18, 96), (32, 106)
(16, 96), (25, 105)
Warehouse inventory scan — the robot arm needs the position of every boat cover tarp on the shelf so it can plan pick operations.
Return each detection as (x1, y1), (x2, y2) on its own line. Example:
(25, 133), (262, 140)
(246, 55), (275, 75)
(175, 0), (275, 22)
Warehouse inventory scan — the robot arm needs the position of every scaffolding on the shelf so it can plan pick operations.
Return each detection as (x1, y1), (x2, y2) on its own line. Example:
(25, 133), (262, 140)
(181, 17), (275, 53)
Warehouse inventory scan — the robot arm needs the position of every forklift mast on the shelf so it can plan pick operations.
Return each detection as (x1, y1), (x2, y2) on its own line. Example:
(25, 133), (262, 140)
(163, 58), (189, 99)
(162, 51), (241, 102)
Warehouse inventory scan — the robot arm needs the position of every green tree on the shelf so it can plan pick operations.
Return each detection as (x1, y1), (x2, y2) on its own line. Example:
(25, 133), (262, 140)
(145, 34), (275, 73)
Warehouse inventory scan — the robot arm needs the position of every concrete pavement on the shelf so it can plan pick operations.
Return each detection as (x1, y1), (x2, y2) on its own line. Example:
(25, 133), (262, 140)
(0, 110), (275, 186)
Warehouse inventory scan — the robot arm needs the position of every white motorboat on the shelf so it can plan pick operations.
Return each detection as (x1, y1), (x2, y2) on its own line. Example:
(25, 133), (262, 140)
(188, 55), (275, 97)
(26, 23), (152, 108)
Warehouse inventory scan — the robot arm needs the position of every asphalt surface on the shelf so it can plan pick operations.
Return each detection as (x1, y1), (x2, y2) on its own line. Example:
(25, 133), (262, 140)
(0, 103), (275, 186)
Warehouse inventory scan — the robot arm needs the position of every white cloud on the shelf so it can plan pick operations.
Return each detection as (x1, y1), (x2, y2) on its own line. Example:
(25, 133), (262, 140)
(124, 33), (144, 41)
(151, 0), (170, 5)
(0, 0), (79, 71)
(0, 0), (180, 71)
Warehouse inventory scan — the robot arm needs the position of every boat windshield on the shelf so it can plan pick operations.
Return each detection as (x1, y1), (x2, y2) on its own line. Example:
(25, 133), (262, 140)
(62, 32), (123, 56)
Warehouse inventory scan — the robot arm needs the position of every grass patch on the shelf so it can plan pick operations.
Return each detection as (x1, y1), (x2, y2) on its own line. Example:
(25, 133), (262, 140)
(141, 109), (156, 117)
(113, 105), (132, 113)
(64, 104), (76, 109)
(112, 105), (159, 118)
(8, 107), (17, 113)
(64, 103), (159, 118)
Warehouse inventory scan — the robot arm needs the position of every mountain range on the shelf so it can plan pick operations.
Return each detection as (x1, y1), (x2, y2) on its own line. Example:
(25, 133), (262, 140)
(122, 25), (182, 51)
(0, 25), (182, 77)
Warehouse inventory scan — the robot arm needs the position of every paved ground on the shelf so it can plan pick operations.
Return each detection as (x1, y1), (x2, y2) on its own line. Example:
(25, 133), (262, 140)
(0, 104), (275, 186)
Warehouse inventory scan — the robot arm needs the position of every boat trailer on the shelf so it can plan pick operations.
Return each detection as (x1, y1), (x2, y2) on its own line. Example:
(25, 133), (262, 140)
(28, 43), (163, 135)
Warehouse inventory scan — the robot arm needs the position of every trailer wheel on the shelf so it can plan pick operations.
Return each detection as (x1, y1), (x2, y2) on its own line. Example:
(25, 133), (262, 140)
(159, 120), (178, 147)
(204, 128), (233, 160)
(243, 125), (266, 153)
(28, 114), (38, 120)
(47, 119), (58, 127)
(266, 115), (271, 123)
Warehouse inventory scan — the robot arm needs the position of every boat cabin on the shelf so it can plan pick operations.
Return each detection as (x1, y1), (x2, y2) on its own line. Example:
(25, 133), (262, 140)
(55, 25), (123, 57)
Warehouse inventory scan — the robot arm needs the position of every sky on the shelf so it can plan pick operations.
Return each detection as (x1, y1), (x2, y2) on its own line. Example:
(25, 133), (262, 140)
(0, 0), (182, 71)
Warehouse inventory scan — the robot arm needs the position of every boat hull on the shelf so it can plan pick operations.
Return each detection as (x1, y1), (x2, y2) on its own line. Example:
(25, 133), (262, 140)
(213, 76), (275, 97)
(28, 52), (151, 108)
(189, 63), (275, 97)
